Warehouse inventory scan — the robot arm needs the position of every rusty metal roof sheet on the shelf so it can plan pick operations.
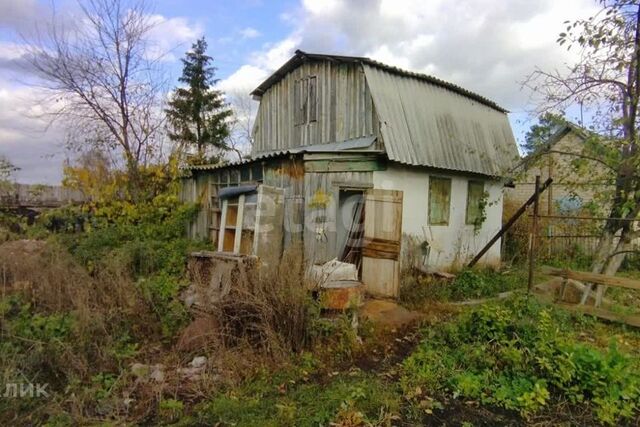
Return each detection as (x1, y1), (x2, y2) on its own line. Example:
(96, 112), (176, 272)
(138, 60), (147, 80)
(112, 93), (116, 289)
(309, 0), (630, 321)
(363, 64), (518, 176)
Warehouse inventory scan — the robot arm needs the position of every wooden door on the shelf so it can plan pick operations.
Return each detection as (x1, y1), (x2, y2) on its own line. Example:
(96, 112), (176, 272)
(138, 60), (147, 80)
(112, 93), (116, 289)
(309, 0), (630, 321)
(361, 189), (403, 297)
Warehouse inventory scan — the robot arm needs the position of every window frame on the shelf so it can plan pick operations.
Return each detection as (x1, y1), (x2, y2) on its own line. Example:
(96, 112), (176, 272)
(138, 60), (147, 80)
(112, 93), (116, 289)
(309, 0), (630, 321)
(428, 176), (452, 226)
(293, 75), (317, 126)
(465, 180), (485, 225)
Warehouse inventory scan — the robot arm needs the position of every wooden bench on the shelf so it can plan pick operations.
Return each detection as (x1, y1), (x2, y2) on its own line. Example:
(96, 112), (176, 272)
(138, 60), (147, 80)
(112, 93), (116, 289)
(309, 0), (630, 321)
(540, 266), (640, 328)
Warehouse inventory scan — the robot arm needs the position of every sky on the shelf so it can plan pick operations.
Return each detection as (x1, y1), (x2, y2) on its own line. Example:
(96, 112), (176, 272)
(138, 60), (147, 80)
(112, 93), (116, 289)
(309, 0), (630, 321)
(0, 0), (599, 184)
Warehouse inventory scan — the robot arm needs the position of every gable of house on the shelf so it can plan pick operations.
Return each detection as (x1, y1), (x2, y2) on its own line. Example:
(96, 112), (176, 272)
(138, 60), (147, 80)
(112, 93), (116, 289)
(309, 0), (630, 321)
(251, 50), (519, 177)
(508, 124), (614, 215)
(251, 58), (382, 154)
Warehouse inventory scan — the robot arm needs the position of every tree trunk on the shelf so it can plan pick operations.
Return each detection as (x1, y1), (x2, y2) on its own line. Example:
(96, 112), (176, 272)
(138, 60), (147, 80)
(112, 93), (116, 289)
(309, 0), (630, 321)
(125, 154), (141, 202)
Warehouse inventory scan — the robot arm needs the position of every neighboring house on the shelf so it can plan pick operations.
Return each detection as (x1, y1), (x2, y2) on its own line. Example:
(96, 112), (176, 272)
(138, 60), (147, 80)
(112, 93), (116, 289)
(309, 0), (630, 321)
(507, 122), (614, 217)
(0, 183), (86, 208)
(181, 51), (519, 297)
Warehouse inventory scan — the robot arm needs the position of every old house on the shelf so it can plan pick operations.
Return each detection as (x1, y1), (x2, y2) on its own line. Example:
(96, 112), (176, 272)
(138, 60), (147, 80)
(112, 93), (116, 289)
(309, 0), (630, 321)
(506, 122), (613, 217)
(181, 51), (519, 297)
(505, 122), (620, 258)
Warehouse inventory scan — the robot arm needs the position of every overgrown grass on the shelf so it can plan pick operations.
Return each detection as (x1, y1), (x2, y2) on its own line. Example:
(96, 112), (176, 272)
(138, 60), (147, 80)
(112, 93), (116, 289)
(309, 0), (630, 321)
(400, 268), (527, 308)
(401, 296), (640, 425)
(187, 355), (401, 427)
(0, 193), (213, 424)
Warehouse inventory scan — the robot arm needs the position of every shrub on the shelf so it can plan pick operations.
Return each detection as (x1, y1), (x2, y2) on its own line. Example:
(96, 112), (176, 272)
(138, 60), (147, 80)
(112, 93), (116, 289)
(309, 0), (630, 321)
(211, 245), (317, 357)
(400, 268), (525, 306)
(401, 297), (640, 424)
(138, 274), (190, 338)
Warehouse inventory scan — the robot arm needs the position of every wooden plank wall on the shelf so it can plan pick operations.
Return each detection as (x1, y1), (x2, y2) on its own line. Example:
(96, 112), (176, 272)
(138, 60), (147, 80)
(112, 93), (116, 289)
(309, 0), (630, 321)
(263, 158), (305, 248)
(180, 174), (210, 240)
(252, 60), (382, 153)
(303, 171), (373, 265)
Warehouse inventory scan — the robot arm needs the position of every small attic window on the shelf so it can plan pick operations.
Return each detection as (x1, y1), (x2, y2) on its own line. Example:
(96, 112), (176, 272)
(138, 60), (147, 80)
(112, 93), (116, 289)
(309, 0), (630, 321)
(294, 76), (317, 125)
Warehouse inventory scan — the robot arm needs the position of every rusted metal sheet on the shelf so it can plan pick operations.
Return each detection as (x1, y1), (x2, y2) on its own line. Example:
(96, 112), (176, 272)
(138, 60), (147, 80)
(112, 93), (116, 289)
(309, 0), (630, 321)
(318, 280), (364, 310)
(363, 64), (518, 177)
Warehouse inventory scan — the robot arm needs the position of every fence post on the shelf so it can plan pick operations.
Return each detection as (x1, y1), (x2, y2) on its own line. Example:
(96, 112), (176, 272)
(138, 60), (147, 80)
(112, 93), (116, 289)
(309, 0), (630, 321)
(528, 175), (540, 294)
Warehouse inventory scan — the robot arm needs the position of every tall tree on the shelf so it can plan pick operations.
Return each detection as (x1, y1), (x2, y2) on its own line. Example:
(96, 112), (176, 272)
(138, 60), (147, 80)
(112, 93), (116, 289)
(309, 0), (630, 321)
(525, 0), (640, 301)
(166, 37), (232, 163)
(523, 113), (567, 154)
(226, 89), (258, 162)
(24, 0), (166, 200)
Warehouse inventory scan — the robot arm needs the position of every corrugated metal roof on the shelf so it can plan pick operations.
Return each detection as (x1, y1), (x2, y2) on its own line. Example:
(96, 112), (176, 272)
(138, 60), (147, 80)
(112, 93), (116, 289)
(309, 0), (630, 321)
(251, 50), (507, 113)
(186, 136), (380, 172)
(187, 150), (285, 171)
(363, 64), (518, 176)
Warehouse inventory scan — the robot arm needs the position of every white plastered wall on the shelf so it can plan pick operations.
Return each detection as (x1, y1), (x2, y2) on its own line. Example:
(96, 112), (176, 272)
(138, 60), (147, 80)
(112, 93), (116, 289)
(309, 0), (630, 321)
(373, 163), (504, 270)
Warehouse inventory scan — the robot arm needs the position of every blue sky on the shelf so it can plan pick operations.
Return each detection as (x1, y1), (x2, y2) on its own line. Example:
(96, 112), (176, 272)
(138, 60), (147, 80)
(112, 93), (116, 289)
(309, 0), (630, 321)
(0, 0), (599, 183)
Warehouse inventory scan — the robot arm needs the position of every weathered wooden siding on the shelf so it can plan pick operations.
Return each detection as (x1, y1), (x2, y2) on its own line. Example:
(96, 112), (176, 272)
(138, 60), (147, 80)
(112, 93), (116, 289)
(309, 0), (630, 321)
(180, 174), (210, 240)
(303, 171), (373, 264)
(262, 158), (305, 247)
(252, 61), (381, 153)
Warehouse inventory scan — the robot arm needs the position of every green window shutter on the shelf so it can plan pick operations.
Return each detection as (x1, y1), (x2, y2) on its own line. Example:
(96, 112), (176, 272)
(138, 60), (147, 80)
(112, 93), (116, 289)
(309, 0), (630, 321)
(466, 180), (485, 225)
(428, 177), (451, 225)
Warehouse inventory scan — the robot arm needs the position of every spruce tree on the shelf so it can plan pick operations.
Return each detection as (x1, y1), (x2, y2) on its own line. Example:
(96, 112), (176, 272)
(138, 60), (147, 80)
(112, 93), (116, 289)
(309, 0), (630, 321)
(166, 37), (232, 162)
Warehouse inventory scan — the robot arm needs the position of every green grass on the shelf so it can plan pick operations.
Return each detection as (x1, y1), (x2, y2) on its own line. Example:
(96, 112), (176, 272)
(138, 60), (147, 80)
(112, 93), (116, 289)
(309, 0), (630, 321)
(401, 296), (640, 425)
(400, 268), (527, 308)
(186, 367), (401, 426)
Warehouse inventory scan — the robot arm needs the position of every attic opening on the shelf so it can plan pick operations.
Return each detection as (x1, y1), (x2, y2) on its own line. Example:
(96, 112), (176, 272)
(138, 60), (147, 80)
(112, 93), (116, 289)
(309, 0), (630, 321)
(294, 75), (317, 125)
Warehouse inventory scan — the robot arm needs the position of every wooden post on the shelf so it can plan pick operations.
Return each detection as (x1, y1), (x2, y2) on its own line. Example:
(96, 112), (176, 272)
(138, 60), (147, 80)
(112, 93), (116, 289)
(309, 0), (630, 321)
(467, 177), (553, 268)
(528, 175), (540, 294)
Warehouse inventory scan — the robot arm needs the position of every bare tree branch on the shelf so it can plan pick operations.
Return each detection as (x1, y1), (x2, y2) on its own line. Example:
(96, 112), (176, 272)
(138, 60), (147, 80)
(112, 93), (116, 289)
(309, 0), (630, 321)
(21, 0), (167, 197)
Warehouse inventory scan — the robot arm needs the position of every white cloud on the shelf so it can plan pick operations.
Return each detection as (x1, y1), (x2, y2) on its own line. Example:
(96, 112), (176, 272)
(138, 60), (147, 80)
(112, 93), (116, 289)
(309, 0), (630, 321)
(0, 42), (28, 61)
(0, 0), (47, 33)
(240, 27), (261, 39)
(0, 6), (204, 183)
(0, 85), (66, 184)
(218, 64), (269, 95)
(225, 0), (598, 113)
(147, 15), (204, 61)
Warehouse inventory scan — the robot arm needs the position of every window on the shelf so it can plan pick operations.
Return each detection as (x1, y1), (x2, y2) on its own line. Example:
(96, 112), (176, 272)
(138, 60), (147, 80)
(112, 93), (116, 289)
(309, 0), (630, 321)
(240, 166), (251, 182)
(251, 163), (263, 182)
(229, 169), (239, 185)
(218, 193), (257, 255)
(294, 76), (317, 125)
(466, 180), (485, 225)
(428, 177), (451, 225)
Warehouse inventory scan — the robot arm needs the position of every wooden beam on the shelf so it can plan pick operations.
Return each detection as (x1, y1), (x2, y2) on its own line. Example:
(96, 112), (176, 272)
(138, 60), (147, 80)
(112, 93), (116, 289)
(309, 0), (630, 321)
(528, 175), (540, 293)
(540, 266), (640, 291)
(467, 177), (553, 267)
(304, 159), (385, 173)
(217, 200), (227, 252)
(233, 194), (245, 253)
(554, 302), (640, 328)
